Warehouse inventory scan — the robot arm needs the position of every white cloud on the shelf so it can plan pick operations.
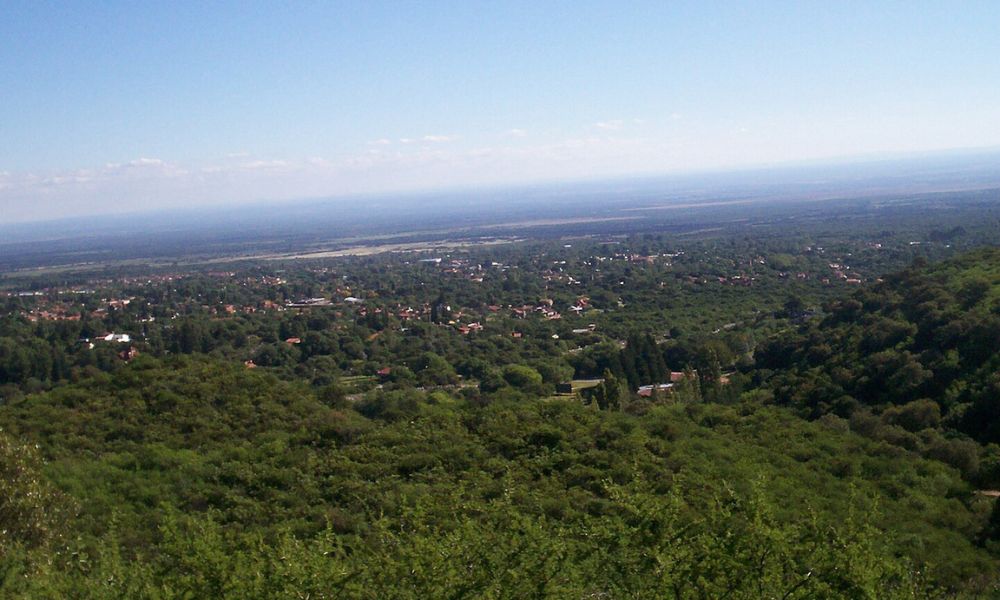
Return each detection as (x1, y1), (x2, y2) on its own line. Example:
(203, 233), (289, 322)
(367, 138), (392, 146)
(503, 128), (527, 138)
(399, 134), (456, 144)
(241, 159), (290, 170)
(595, 119), (624, 131)
(101, 157), (184, 176)
(125, 157), (166, 168)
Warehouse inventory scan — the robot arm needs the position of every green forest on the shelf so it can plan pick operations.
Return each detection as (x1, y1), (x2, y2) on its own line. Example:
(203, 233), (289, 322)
(2, 217), (1000, 597)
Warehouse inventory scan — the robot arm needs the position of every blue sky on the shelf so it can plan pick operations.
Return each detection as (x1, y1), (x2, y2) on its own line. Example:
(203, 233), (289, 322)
(2, 1), (1000, 222)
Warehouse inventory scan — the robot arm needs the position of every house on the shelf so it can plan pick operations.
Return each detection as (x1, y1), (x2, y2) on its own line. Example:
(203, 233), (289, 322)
(555, 382), (574, 394)
(286, 297), (332, 308)
(118, 347), (140, 361)
(100, 333), (131, 343)
(457, 322), (483, 335)
(637, 383), (673, 397)
(535, 306), (561, 320)
(285, 337), (302, 345)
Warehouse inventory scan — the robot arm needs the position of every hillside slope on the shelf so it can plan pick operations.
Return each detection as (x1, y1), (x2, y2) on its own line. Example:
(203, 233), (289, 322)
(1, 355), (998, 595)
(755, 247), (1000, 485)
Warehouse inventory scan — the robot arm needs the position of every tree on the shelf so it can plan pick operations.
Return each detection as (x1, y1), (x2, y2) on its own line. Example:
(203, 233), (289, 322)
(0, 432), (70, 556)
(696, 347), (723, 402)
(317, 382), (347, 409)
(982, 498), (1000, 546)
(502, 365), (547, 395)
(672, 367), (702, 403)
(881, 399), (940, 432)
(958, 277), (990, 309)
(415, 352), (458, 386)
(592, 369), (628, 410)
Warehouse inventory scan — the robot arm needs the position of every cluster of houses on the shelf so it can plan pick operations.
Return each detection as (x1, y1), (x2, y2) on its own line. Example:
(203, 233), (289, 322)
(25, 307), (81, 322)
(440, 258), (489, 283)
(827, 262), (863, 285)
(541, 268), (582, 286)
(76, 333), (140, 361)
(21, 294), (138, 322)
(419, 256), (516, 284)
(635, 371), (732, 397)
(635, 371), (694, 397)
(681, 273), (758, 287)
(555, 370), (721, 399)
(511, 299), (562, 320)
(589, 252), (670, 265)
(567, 296), (590, 314)
(456, 322), (484, 335)
(78, 333), (132, 348)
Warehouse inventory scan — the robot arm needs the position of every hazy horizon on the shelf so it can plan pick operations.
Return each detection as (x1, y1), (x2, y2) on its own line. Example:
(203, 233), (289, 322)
(2, 144), (1000, 230)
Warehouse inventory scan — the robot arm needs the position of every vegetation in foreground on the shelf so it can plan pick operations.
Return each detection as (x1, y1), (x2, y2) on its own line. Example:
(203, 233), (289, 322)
(2, 352), (998, 596)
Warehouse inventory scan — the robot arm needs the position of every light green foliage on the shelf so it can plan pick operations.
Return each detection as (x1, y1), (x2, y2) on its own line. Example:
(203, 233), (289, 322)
(501, 364), (547, 395)
(4, 479), (934, 599)
(0, 357), (997, 594)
